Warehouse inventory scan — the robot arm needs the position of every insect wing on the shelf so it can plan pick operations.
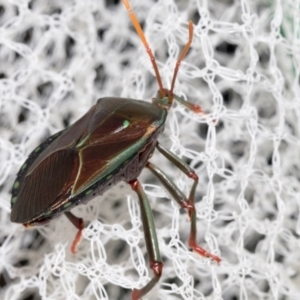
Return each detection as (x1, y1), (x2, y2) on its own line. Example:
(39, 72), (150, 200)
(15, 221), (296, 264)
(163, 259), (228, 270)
(73, 97), (167, 194)
(11, 98), (166, 224)
(10, 105), (97, 224)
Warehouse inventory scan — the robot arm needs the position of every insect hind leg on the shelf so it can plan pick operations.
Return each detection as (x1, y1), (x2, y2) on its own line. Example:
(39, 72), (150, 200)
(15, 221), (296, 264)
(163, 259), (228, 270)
(65, 211), (84, 254)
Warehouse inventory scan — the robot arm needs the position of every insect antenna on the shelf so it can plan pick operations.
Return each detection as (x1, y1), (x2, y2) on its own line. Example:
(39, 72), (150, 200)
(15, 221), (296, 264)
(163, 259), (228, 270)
(123, 0), (199, 112)
(122, 0), (165, 98)
(169, 21), (193, 98)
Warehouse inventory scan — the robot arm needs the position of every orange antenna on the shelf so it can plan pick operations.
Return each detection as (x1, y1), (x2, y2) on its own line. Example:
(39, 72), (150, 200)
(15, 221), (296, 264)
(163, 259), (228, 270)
(169, 21), (194, 97)
(122, 0), (165, 97)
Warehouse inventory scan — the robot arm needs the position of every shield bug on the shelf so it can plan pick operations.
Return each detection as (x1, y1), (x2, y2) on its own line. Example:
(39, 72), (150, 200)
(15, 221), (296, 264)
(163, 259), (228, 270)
(10, 0), (221, 299)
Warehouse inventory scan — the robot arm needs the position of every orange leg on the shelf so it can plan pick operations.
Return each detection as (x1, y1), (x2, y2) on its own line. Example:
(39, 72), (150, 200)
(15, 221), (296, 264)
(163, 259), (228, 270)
(65, 211), (84, 254)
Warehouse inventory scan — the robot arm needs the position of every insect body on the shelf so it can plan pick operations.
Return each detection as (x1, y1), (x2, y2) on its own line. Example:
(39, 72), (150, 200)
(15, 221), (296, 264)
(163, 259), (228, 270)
(11, 1), (221, 299)
(11, 98), (166, 227)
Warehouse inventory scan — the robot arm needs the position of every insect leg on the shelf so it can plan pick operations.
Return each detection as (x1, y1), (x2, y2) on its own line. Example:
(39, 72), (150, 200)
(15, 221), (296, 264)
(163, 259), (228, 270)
(129, 179), (163, 300)
(64, 211), (84, 254)
(147, 144), (221, 263)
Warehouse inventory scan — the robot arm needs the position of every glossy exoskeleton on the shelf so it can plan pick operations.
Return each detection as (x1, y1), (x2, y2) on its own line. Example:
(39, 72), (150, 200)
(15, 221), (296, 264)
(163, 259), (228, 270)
(11, 0), (221, 299)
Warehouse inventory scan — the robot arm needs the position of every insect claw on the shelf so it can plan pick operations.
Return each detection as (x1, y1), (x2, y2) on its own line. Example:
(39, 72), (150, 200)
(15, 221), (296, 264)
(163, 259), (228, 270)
(192, 104), (204, 114)
(189, 241), (221, 263)
(208, 254), (221, 264)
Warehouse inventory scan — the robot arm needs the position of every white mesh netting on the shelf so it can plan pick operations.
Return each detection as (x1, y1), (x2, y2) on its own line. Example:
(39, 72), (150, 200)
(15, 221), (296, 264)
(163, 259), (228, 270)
(1, 0), (300, 299)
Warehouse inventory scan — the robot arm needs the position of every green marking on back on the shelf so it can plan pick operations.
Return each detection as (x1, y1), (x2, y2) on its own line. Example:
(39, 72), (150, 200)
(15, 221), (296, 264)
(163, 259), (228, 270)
(85, 189), (93, 195)
(34, 146), (41, 152)
(123, 119), (130, 128)
(63, 202), (72, 209)
(21, 163), (27, 170)
(11, 197), (17, 204)
(76, 135), (90, 149)
(44, 210), (52, 217)
(53, 131), (61, 137)
(13, 181), (20, 189)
